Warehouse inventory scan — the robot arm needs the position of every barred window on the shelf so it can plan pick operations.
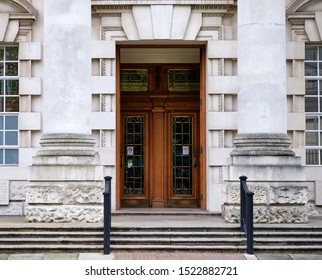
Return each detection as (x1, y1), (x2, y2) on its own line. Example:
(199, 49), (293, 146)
(0, 46), (19, 165)
(305, 46), (322, 165)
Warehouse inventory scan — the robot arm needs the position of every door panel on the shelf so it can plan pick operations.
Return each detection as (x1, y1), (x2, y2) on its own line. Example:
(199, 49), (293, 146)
(171, 116), (193, 196)
(121, 114), (149, 207)
(167, 113), (199, 208)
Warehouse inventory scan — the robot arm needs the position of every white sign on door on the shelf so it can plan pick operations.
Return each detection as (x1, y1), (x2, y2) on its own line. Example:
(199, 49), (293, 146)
(183, 146), (190, 155)
(127, 146), (134, 156)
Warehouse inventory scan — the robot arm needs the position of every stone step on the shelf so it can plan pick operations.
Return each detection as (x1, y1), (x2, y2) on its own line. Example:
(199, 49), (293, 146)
(111, 237), (246, 245)
(1, 229), (321, 239)
(112, 210), (218, 216)
(254, 245), (322, 251)
(0, 231), (103, 238)
(0, 221), (321, 253)
(0, 244), (102, 251)
(254, 238), (322, 244)
(0, 237), (103, 244)
(1, 242), (321, 253)
(111, 244), (245, 250)
(1, 224), (321, 232)
(1, 236), (321, 247)
(111, 244), (322, 251)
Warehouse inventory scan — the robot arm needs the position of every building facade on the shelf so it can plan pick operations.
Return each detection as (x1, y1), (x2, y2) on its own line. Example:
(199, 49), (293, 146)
(0, 0), (322, 222)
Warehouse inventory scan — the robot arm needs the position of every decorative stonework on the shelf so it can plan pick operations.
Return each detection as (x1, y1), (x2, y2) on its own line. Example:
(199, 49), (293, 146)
(0, 202), (24, 216)
(96, 4), (232, 41)
(287, 1), (322, 42)
(0, 0), (37, 42)
(218, 58), (224, 75)
(217, 130), (223, 148)
(92, 5), (132, 12)
(101, 59), (114, 76)
(200, 26), (223, 40)
(269, 186), (308, 204)
(191, 4), (237, 11)
(218, 94), (224, 112)
(225, 183), (308, 205)
(101, 130), (115, 148)
(225, 153), (308, 223)
(101, 26), (126, 41)
(9, 181), (27, 201)
(223, 205), (308, 223)
(101, 94), (106, 112)
(26, 205), (103, 223)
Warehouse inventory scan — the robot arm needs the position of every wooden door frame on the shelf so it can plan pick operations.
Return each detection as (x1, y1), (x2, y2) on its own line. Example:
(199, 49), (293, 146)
(115, 44), (207, 210)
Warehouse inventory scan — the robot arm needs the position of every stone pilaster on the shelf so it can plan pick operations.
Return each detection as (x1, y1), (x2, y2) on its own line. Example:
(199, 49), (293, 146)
(223, 0), (308, 223)
(26, 0), (103, 222)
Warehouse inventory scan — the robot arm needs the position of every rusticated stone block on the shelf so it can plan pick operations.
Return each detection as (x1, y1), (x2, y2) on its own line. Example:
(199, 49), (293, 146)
(0, 202), (24, 216)
(268, 186), (308, 204)
(225, 184), (267, 204)
(222, 205), (308, 223)
(9, 181), (27, 201)
(27, 183), (104, 205)
(305, 202), (322, 217)
(26, 205), (103, 223)
(27, 185), (65, 204)
(66, 184), (104, 204)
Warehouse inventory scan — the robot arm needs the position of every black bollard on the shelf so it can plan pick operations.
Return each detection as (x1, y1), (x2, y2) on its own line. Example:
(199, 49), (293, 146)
(103, 176), (112, 255)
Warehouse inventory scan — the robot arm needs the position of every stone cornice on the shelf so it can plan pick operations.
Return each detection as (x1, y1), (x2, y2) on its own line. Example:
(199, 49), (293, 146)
(9, 13), (37, 21)
(91, 0), (237, 14)
(287, 11), (315, 21)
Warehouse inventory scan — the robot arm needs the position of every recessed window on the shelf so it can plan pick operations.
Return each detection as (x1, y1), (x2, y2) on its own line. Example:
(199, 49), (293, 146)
(305, 46), (322, 165)
(121, 69), (148, 92)
(0, 46), (19, 165)
(168, 69), (199, 92)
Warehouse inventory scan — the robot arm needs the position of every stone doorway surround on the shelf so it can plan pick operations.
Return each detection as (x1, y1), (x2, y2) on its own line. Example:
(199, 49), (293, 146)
(91, 1), (238, 215)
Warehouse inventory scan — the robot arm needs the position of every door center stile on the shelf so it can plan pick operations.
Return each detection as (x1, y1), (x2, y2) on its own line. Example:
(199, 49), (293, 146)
(150, 105), (166, 207)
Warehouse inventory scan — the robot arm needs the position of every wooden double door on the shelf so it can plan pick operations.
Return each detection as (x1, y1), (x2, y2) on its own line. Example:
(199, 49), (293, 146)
(120, 64), (201, 208)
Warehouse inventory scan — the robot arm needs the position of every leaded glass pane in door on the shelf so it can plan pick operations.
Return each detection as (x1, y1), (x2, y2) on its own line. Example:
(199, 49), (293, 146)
(123, 116), (145, 196)
(172, 116), (193, 195)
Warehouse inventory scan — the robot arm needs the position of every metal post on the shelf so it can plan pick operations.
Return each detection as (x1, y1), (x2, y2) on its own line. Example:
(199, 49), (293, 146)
(239, 176), (247, 232)
(103, 176), (112, 255)
(246, 192), (254, 254)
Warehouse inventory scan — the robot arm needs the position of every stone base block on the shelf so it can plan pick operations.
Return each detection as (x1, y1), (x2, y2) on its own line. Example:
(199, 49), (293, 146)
(305, 202), (322, 217)
(27, 182), (104, 204)
(25, 205), (103, 223)
(225, 150), (308, 223)
(26, 133), (105, 223)
(223, 205), (308, 223)
(225, 183), (308, 204)
(0, 202), (24, 216)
